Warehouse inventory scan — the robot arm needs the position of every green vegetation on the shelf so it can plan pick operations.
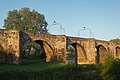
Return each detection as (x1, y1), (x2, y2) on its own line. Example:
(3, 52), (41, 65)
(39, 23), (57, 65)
(66, 45), (75, 59)
(99, 56), (120, 80)
(0, 58), (65, 72)
(4, 7), (48, 33)
(110, 38), (120, 43)
(25, 42), (43, 57)
(0, 58), (100, 80)
(0, 55), (120, 80)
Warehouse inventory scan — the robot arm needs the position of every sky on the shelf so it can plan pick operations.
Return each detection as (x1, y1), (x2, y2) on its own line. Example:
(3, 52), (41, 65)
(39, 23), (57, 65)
(0, 0), (120, 41)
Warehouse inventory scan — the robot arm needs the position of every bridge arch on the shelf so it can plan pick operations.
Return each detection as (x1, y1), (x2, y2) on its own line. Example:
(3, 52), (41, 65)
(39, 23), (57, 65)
(32, 40), (54, 62)
(67, 43), (87, 64)
(0, 44), (5, 63)
(66, 44), (76, 64)
(116, 46), (120, 59)
(96, 45), (108, 63)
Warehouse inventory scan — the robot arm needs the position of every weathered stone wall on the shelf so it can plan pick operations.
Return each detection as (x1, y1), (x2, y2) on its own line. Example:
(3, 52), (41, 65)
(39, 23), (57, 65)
(67, 37), (120, 64)
(25, 32), (66, 63)
(0, 29), (20, 64)
(95, 40), (120, 63)
(20, 31), (31, 57)
(67, 37), (96, 64)
(0, 29), (120, 64)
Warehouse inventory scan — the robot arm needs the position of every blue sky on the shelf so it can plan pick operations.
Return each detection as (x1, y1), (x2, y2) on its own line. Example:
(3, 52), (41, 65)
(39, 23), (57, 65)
(0, 0), (120, 40)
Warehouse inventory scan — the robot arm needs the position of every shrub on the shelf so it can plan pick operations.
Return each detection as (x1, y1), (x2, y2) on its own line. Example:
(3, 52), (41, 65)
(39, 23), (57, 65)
(99, 55), (120, 80)
(0, 64), (101, 80)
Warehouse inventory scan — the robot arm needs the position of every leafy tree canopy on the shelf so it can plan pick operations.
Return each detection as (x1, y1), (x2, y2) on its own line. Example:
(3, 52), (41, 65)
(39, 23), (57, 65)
(110, 38), (120, 43)
(4, 7), (48, 33)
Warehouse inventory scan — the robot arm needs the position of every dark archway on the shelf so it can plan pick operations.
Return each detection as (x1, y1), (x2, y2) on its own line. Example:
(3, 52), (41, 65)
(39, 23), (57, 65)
(116, 47), (120, 59)
(66, 45), (76, 64)
(96, 45), (107, 64)
(68, 43), (87, 64)
(33, 40), (54, 62)
(0, 44), (5, 63)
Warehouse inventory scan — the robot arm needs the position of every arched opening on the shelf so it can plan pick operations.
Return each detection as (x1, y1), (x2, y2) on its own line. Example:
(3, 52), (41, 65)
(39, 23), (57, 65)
(66, 45), (76, 64)
(66, 43), (87, 64)
(96, 45), (107, 64)
(25, 40), (54, 62)
(0, 44), (5, 63)
(34, 40), (54, 62)
(116, 47), (120, 59)
(73, 43), (87, 64)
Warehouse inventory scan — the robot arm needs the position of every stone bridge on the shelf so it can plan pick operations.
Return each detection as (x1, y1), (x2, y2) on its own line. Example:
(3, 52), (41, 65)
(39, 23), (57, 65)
(0, 29), (120, 64)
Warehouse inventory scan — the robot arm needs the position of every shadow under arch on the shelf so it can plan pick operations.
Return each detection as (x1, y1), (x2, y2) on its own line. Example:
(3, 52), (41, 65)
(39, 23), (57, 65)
(69, 43), (87, 64)
(0, 44), (5, 63)
(96, 45), (108, 64)
(66, 44), (76, 64)
(0, 44), (19, 64)
(116, 46), (120, 59)
(33, 40), (54, 62)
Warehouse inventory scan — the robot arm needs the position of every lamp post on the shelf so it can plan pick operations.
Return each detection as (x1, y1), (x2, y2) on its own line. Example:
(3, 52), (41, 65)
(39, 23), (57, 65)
(61, 27), (65, 35)
(48, 21), (65, 35)
(77, 26), (94, 38)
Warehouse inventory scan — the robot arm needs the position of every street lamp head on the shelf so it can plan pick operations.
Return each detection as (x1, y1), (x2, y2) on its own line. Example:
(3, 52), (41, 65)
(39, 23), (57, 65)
(53, 20), (56, 24)
(83, 26), (86, 30)
(78, 26), (94, 38)
(48, 21), (65, 35)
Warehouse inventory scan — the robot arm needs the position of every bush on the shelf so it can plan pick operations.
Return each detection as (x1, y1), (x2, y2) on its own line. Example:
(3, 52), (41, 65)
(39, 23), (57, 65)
(99, 55), (120, 80)
(0, 64), (101, 80)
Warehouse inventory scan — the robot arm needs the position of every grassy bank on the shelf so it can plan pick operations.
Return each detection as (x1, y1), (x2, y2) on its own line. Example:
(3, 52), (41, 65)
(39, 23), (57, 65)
(0, 58), (101, 80)
(0, 57), (120, 80)
(0, 65), (100, 80)
(0, 58), (65, 72)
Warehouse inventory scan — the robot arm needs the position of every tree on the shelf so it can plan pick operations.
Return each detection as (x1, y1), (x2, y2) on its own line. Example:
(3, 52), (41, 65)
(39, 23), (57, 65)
(4, 7), (48, 33)
(110, 38), (120, 43)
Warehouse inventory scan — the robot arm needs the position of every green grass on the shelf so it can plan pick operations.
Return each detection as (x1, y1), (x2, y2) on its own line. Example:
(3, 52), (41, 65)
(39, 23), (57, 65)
(0, 56), (120, 80)
(0, 58), (65, 72)
(0, 57), (98, 72)
(0, 58), (101, 80)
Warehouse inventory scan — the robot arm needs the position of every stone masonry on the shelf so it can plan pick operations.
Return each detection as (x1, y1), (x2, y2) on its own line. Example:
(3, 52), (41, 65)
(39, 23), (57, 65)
(0, 29), (20, 64)
(0, 29), (120, 64)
